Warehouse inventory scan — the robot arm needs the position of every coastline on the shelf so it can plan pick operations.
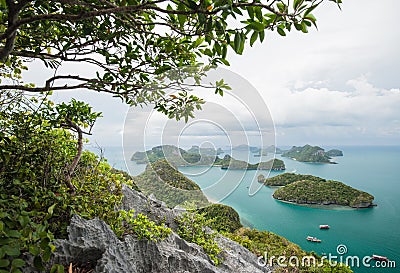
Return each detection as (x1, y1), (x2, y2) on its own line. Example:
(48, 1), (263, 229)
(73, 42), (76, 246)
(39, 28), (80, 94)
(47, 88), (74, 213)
(273, 198), (360, 211)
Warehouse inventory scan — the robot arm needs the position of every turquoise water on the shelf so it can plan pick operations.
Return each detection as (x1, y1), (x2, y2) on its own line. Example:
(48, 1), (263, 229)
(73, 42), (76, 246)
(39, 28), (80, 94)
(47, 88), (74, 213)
(95, 146), (400, 273)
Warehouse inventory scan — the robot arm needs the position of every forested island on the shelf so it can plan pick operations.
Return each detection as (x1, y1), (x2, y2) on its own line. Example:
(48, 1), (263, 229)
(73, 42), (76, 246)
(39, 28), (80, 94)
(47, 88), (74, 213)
(281, 145), (343, 163)
(131, 145), (286, 170)
(133, 159), (209, 207)
(131, 145), (217, 165)
(267, 174), (375, 208)
(264, 173), (324, 186)
(215, 155), (285, 170)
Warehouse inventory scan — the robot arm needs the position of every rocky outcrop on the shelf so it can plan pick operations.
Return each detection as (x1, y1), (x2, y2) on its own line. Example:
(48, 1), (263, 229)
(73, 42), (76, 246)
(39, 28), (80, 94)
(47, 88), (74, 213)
(50, 186), (272, 273)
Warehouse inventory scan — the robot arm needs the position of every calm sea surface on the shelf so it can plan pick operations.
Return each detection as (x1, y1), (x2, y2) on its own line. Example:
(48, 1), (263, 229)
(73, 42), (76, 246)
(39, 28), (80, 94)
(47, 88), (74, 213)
(92, 146), (400, 273)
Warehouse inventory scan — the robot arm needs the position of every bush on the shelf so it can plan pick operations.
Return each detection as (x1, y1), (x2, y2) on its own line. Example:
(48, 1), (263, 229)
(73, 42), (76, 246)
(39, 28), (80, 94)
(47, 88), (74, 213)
(0, 96), (169, 272)
(176, 212), (222, 265)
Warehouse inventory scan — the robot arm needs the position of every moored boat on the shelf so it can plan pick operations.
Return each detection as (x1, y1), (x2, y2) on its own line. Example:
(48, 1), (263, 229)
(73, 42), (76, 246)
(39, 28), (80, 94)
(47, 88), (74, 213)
(306, 236), (321, 243)
(372, 254), (389, 262)
(319, 224), (330, 229)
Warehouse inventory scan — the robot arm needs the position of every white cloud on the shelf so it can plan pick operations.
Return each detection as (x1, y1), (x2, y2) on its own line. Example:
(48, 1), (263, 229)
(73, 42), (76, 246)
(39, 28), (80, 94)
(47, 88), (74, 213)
(264, 76), (400, 145)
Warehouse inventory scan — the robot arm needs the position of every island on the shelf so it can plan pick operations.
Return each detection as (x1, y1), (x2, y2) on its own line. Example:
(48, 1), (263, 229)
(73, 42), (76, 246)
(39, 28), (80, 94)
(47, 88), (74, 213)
(187, 145), (224, 156)
(214, 155), (285, 171)
(263, 173), (324, 186)
(132, 145), (285, 170)
(268, 173), (375, 208)
(133, 159), (209, 207)
(326, 149), (344, 157)
(254, 145), (285, 156)
(232, 144), (260, 153)
(281, 144), (343, 163)
(131, 145), (218, 166)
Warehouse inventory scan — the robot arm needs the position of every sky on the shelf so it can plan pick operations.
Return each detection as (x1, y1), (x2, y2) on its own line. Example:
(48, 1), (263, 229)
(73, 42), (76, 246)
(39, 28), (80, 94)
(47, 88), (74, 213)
(25, 0), (400, 149)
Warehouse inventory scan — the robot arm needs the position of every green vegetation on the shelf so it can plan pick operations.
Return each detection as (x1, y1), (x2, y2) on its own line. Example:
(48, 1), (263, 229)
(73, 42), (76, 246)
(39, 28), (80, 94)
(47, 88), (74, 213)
(215, 155), (285, 170)
(226, 228), (352, 273)
(133, 160), (209, 208)
(176, 206), (352, 272)
(0, 0), (346, 271)
(282, 145), (342, 163)
(258, 158), (286, 171)
(1, 0), (341, 123)
(131, 145), (217, 166)
(264, 173), (325, 186)
(133, 146), (286, 170)
(176, 212), (222, 265)
(273, 178), (375, 208)
(326, 149), (344, 157)
(197, 204), (242, 233)
(0, 96), (171, 272)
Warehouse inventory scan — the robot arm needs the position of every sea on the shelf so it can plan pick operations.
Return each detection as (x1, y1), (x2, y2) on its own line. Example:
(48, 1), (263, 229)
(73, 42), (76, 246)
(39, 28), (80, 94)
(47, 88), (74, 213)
(90, 145), (400, 273)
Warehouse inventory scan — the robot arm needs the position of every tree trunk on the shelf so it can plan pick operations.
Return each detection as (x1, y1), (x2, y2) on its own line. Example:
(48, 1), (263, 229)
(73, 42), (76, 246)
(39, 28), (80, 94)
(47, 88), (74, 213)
(65, 118), (83, 194)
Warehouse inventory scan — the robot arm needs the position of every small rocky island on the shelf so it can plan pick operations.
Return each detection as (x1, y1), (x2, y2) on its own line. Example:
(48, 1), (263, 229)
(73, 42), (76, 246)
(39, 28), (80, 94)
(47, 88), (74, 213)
(281, 144), (343, 163)
(266, 173), (375, 208)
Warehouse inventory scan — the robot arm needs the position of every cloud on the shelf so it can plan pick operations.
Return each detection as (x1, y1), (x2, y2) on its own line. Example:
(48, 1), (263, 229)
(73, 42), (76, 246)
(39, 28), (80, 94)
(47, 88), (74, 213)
(264, 76), (400, 145)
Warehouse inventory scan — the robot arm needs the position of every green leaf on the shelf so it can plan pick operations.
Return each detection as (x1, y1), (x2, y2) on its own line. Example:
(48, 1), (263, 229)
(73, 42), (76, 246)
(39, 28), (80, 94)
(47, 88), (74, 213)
(11, 259), (25, 268)
(3, 245), (20, 257)
(246, 7), (254, 20)
(277, 3), (286, 13)
(250, 31), (258, 46)
(5, 230), (20, 238)
(47, 204), (56, 215)
(293, 0), (304, 10)
(277, 28), (286, 36)
(50, 264), (64, 273)
(33, 256), (44, 270)
(154, 65), (172, 75)
(304, 3), (320, 17)
(254, 7), (263, 21)
(259, 30), (265, 42)
(0, 259), (10, 268)
(233, 32), (241, 53)
(0, 0), (6, 9)
(220, 58), (230, 66)
(178, 14), (186, 27)
(305, 13), (318, 28)
(248, 21), (264, 32)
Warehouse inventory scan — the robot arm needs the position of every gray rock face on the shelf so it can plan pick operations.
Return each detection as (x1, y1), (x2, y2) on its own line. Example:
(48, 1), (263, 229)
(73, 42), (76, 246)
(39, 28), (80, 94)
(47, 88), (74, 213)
(120, 185), (181, 230)
(51, 186), (272, 273)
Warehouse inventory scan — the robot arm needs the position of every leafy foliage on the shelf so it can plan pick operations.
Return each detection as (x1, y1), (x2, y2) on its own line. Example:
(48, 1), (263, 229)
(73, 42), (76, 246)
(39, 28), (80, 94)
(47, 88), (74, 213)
(197, 204), (242, 233)
(176, 212), (222, 265)
(116, 210), (171, 241)
(0, 96), (170, 271)
(133, 159), (210, 208)
(1, 0), (342, 121)
(264, 173), (326, 186)
(273, 179), (375, 207)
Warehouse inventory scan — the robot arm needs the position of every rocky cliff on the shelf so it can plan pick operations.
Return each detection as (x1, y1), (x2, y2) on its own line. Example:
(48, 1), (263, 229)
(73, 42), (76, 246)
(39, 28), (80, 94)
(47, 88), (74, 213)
(49, 186), (272, 273)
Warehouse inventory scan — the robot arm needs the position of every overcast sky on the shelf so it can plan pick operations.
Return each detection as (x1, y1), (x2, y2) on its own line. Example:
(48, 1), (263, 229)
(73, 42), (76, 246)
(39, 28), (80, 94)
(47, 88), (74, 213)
(40, 0), (400, 148)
